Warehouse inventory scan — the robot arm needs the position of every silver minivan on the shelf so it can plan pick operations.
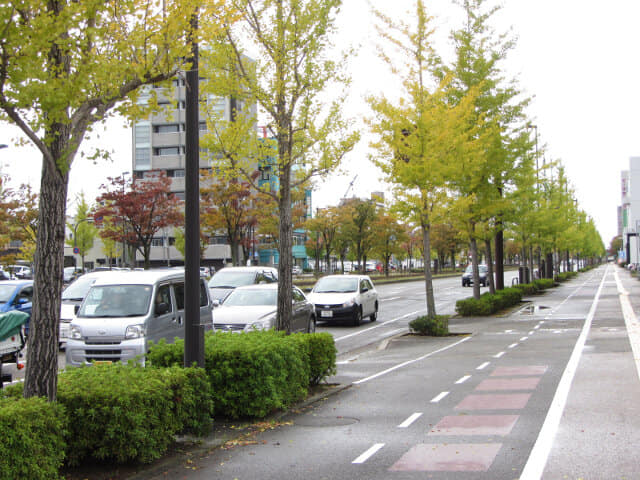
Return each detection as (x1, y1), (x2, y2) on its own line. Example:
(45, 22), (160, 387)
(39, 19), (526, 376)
(65, 269), (213, 366)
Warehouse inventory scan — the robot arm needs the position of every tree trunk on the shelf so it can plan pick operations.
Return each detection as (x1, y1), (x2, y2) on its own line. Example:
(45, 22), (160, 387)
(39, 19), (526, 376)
(276, 165), (293, 333)
(470, 235), (481, 300)
(494, 228), (504, 290)
(485, 239), (495, 295)
(23, 155), (68, 401)
(421, 216), (436, 319)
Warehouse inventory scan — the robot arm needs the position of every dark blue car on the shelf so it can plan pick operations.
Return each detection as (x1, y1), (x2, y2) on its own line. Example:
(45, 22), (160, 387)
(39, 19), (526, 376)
(0, 280), (33, 335)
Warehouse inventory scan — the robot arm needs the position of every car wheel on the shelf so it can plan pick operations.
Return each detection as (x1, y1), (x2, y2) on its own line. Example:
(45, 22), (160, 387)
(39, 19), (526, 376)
(370, 303), (378, 322)
(352, 307), (362, 327)
(307, 316), (316, 334)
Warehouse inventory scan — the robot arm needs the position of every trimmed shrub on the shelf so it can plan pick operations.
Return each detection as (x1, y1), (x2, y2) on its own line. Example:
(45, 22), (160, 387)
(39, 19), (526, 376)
(533, 278), (555, 290)
(455, 287), (523, 316)
(409, 315), (449, 336)
(0, 396), (66, 480)
(556, 271), (578, 282)
(149, 330), (312, 418)
(57, 364), (206, 465)
(288, 333), (337, 386)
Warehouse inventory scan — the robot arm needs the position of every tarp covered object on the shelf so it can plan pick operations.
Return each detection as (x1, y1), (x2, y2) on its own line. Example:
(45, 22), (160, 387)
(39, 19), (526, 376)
(0, 311), (28, 342)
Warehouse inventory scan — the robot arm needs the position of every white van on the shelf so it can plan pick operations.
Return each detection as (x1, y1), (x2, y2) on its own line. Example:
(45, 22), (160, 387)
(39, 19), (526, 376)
(65, 269), (213, 366)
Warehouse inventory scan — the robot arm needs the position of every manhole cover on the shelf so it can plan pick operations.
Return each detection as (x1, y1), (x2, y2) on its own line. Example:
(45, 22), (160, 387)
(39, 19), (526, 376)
(295, 416), (360, 427)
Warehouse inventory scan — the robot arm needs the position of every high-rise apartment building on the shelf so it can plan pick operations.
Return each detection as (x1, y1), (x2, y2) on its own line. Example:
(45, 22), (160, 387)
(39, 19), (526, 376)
(131, 79), (257, 269)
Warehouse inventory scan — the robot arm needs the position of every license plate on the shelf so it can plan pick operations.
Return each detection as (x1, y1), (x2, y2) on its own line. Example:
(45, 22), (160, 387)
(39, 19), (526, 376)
(93, 360), (112, 366)
(321, 310), (333, 318)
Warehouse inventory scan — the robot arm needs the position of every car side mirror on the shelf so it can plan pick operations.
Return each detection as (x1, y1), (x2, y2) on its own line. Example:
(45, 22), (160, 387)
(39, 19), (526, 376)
(304, 288), (312, 293)
(212, 299), (220, 308)
(155, 302), (171, 316)
(17, 297), (29, 305)
(361, 287), (368, 293)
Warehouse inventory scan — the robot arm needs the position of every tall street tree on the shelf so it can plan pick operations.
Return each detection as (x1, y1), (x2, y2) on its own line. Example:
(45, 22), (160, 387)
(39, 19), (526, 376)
(368, 0), (482, 317)
(0, 0), (231, 400)
(448, 0), (531, 292)
(201, 0), (359, 333)
(95, 172), (183, 269)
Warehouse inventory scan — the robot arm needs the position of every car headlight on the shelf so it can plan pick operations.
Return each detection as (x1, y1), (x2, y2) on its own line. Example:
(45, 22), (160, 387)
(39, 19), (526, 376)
(70, 325), (82, 340)
(245, 314), (276, 331)
(342, 298), (356, 308)
(125, 324), (146, 339)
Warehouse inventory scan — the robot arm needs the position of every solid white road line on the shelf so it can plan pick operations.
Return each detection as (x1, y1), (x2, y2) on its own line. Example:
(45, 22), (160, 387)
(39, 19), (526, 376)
(476, 362), (490, 370)
(455, 375), (471, 384)
(335, 310), (423, 342)
(615, 269), (640, 382)
(398, 413), (423, 428)
(430, 391), (449, 403)
(520, 265), (607, 480)
(353, 336), (471, 384)
(352, 443), (385, 464)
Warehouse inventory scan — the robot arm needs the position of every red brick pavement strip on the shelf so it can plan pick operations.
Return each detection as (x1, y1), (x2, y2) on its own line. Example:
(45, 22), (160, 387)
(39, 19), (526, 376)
(490, 365), (548, 376)
(475, 377), (541, 391)
(428, 415), (520, 436)
(455, 393), (532, 410)
(389, 443), (503, 472)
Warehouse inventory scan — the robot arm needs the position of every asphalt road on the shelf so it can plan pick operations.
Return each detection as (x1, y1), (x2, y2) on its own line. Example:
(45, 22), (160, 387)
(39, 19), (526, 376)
(131, 264), (640, 480)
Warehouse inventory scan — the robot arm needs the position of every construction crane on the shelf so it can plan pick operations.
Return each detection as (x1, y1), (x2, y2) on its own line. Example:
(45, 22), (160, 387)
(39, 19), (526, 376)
(343, 174), (357, 198)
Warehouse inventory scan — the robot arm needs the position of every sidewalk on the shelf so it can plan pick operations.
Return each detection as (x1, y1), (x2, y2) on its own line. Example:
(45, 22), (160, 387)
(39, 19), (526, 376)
(524, 266), (640, 480)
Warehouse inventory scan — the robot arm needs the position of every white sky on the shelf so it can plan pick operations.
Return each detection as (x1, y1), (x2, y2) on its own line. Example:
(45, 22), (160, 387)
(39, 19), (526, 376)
(1, 0), (638, 246)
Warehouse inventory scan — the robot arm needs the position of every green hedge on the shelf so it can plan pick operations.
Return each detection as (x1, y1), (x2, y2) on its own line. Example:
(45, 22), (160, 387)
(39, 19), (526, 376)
(0, 396), (66, 480)
(409, 315), (449, 336)
(147, 330), (336, 418)
(56, 364), (212, 466)
(455, 287), (523, 316)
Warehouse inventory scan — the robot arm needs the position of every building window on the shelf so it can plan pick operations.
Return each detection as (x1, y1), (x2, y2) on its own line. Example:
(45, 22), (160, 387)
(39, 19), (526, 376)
(173, 169), (185, 178)
(154, 146), (182, 156)
(154, 124), (181, 134)
(151, 238), (164, 247)
(135, 147), (151, 169)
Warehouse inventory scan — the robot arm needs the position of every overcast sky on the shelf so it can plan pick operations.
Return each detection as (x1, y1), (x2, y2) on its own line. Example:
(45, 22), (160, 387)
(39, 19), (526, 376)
(1, 0), (638, 246)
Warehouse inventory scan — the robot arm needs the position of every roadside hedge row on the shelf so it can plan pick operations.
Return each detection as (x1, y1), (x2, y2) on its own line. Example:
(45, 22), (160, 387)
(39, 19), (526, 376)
(147, 330), (337, 418)
(0, 331), (337, 478)
(455, 271), (580, 316)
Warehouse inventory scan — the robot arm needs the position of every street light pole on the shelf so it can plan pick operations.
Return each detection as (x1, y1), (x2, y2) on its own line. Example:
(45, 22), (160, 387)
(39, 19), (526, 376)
(121, 171), (130, 268)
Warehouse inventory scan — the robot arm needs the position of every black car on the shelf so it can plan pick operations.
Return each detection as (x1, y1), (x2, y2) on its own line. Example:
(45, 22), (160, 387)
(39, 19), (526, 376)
(461, 265), (488, 287)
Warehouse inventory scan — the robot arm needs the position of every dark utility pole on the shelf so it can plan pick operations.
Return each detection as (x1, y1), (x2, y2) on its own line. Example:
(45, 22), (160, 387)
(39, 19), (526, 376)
(184, 12), (204, 368)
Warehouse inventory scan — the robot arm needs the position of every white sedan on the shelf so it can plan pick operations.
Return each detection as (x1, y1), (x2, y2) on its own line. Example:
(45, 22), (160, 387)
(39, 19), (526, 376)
(212, 284), (315, 333)
(307, 274), (379, 326)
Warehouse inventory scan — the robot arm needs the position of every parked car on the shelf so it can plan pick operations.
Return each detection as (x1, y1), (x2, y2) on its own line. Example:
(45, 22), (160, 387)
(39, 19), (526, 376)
(292, 265), (302, 275)
(307, 274), (378, 326)
(212, 283), (315, 333)
(461, 264), (488, 287)
(0, 280), (33, 335)
(208, 266), (278, 305)
(8, 265), (32, 279)
(66, 269), (213, 366)
(0, 270), (10, 281)
(59, 270), (121, 348)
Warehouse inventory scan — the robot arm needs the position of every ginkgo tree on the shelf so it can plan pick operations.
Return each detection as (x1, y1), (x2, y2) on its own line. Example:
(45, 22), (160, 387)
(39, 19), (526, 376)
(200, 0), (359, 333)
(368, 0), (484, 318)
(0, 0), (232, 400)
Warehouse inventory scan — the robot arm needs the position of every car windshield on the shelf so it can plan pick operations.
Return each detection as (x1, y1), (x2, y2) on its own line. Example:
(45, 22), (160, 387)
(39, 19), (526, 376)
(313, 277), (359, 293)
(0, 285), (16, 303)
(223, 288), (277, 307)
(78, 285), (152, 318)
(208, 271), (256, 288)
(465, 265), (487, 273)
(62, 276), (97, 301)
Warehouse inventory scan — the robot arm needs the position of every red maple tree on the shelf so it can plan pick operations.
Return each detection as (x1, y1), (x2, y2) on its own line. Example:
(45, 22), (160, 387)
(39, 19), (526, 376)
(95, 171), (183, 269)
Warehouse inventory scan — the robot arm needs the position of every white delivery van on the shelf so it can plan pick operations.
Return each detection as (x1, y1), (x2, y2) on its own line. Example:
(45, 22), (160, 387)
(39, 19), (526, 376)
(65, 269), (212, 366)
